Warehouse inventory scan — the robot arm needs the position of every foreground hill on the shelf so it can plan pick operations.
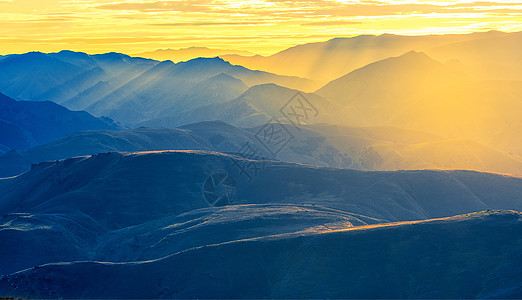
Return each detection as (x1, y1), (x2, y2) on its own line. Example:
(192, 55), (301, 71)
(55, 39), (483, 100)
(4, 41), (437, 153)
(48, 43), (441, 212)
(0, 93), (121, 151)
(0, 151), (520, 297)
(1, 210), (521, 298)
(1, 151), (521, 229)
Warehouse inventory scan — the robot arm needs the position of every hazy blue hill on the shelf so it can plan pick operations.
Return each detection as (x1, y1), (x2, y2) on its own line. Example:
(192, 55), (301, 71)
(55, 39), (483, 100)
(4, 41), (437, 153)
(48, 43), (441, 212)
(0, 119), (37, 151)
(61, 80), (117, 112)
(0, 93), (121, 151)
(1, 210), (521, 298)
(155, 83), (350, 128)
(178, 72), (249, 108)
(0, 51), (315, 128)
(0, 51), (159, 110)
(171, 57), (316, 90)
(37, 67), (109, 104)
(47, 50), (99, 69)
(0, 52), (84, 101)
(91, 52), (157, 73)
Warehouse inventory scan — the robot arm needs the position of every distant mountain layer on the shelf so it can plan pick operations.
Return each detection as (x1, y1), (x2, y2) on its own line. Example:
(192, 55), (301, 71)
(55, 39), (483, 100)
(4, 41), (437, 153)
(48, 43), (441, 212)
(134, 47), (254, 62)
(0, 51), (317, 127)
(2, 120), (520, 178)
(0, 151), (521, 297)
(222, 31), (522, 83)
(0, 93), (121, 151)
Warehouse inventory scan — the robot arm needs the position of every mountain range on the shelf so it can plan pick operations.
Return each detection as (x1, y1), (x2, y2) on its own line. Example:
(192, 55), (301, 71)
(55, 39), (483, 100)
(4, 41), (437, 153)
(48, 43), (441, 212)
(0, 31), (521, 298)
(222, 31), (522, 83)
(134, 47), (254, 62)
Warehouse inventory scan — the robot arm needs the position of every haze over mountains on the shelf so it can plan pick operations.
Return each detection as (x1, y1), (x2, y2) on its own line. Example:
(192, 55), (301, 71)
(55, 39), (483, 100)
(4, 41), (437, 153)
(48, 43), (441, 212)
(0, 31), (521, 298)
(222, 31), (522, 83)
(0, 51), (316, 125)
(0, 33), (520, 174)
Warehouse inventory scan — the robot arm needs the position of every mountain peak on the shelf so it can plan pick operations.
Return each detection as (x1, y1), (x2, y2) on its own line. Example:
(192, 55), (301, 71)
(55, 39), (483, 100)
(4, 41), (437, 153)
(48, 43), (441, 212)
(175, 56), (232, 69)
(1, 51), (46, 63)
(185, 56), (228, 64)
(208, 72), (239, 81)
(93, 52), (130, 61)
(400, 50), (429, 58)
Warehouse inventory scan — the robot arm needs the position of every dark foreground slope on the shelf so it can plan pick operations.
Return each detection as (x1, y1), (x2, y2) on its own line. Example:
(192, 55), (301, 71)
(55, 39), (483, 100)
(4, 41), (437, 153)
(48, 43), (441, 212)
(1, 151), (521, 228)
(0, 151), (521, 298)
(1, 211), (521, 299)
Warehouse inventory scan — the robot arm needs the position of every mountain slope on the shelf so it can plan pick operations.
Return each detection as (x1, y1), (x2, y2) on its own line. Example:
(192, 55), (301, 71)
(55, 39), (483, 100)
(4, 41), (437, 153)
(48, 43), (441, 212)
(0, 51), (158, 109)
(315, 51), (461, 108)
(1, 210), (521, 299)
(0, 52), (84, 101)
(427, 31), (522, 81)
(148, 83), (350, 128)
(0, 93), (121, 151)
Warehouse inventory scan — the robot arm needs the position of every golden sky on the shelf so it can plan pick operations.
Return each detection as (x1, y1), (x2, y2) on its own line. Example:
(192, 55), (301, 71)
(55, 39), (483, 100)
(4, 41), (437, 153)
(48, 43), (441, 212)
(1, 0), (522, 55)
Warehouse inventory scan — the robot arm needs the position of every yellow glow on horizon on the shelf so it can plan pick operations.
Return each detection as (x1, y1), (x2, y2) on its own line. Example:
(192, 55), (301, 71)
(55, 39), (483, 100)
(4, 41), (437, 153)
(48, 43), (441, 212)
(0, 0), (521, 55)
